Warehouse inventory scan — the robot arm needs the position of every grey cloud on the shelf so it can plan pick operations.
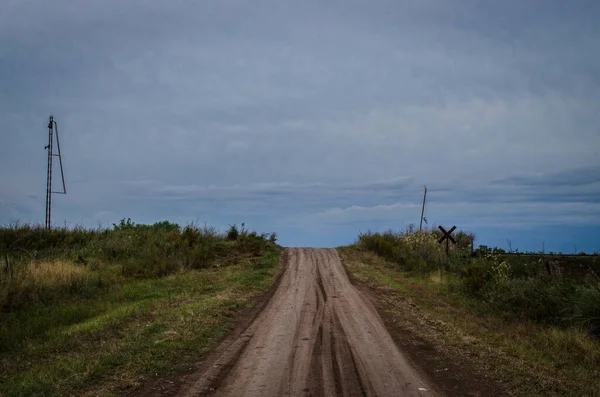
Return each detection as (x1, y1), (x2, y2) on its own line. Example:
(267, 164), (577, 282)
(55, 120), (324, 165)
(1, 0), (600, 250)
(123, 177), (415, 201)
(492, 166), (600, 187)
(311, 200), (600, 229)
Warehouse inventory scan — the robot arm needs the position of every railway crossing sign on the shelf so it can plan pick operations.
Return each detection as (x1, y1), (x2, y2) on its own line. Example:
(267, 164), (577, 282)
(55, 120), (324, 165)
(438, 225), (457, 256)
(438, 226), (456, 244)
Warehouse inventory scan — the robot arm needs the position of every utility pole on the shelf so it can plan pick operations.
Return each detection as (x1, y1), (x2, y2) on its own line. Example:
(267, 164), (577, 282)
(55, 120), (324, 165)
(419, 185), (427, 231)
(45, 116), (66, 230)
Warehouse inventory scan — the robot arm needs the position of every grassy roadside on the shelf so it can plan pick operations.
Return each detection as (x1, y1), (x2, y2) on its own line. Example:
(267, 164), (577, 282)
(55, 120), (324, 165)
(339, 246), (600, 397)
(0, 229), (280, 397)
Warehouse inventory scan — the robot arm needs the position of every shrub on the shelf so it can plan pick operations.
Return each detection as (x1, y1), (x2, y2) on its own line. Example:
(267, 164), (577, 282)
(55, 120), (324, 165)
(459, 261), (492, 297)
(454, 231), (475, 250)
(269, 232), (277, 244)
(485, 278), (576, 324)
(568, 280), (600, 337)
(227, 225), (239, 241)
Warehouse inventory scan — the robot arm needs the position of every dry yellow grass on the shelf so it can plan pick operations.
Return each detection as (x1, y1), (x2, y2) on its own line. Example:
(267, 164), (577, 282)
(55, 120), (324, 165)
(25, 259), (89, 287)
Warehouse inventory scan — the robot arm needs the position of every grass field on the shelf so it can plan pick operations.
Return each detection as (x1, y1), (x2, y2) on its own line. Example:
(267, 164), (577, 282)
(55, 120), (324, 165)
(357, 229), (600, 332)
(0, 221), (281, 397)
(340, 232), (600, 397)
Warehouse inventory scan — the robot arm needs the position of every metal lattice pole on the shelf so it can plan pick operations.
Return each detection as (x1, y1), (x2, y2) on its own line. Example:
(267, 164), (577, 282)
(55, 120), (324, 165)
(45, 116), (54, 229)
(45, 116), (66, 230)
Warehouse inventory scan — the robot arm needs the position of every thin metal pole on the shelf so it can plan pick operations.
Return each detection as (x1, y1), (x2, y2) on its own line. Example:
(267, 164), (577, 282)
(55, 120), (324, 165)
(45, 116), (54, 230)
(419, 185), (427, 231)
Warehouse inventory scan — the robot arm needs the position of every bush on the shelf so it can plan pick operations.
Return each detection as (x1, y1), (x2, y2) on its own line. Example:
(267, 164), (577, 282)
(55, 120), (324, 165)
(485, 278), (576, 324)
(459, 261), (492, 297)
(454, 231), (475, 250)
(269, 232), (277, 244)
(568, 280), (600, 337)
(227, 225), (239, 241)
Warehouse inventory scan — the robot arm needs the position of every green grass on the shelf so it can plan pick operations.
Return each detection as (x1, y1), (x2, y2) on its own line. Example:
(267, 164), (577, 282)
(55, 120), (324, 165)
(0, 220), (281, 397)
(0, 253), (280, 397)
(340, 246), (600, 397)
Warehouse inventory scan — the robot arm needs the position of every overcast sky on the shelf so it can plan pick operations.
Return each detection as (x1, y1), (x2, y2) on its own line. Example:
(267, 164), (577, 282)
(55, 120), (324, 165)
(1, 0), (599, 252)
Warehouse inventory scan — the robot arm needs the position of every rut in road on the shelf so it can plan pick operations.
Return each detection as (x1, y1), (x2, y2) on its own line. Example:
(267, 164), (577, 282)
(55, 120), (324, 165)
(180, 248), (439, 397)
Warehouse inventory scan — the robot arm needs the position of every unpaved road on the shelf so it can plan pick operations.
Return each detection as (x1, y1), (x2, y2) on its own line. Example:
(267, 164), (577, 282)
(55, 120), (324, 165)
(180, 248), (439, 397)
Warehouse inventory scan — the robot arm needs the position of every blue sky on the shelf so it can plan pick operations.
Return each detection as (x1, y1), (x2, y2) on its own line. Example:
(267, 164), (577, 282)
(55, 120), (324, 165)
(1, 0), (599, 252)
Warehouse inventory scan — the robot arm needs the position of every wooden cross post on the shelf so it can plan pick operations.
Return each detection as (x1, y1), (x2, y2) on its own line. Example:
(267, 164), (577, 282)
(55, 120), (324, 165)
(438, 225), (457, 258)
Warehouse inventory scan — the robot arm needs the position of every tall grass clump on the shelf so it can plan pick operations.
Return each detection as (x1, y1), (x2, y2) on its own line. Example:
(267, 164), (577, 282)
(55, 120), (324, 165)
(27, 259), (89, 286)
(358, 229), (446, 272)
(568, 279), (600, 337)
(0, 259), (94, 312)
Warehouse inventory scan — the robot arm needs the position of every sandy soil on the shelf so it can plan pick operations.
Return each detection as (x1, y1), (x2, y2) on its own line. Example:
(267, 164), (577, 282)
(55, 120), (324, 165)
(178, 248), (440, 397)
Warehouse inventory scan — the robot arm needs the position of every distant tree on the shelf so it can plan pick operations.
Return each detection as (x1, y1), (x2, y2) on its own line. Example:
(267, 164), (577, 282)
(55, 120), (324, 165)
(269, 232), (277, 243)
(113, 217), (135, 231)
(455, 231), (475, 249)
(227, 224), (239, 241)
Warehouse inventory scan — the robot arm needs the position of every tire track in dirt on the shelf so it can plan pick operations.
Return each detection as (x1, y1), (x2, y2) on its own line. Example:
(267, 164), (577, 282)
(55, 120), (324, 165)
(179, 248), (439, 397)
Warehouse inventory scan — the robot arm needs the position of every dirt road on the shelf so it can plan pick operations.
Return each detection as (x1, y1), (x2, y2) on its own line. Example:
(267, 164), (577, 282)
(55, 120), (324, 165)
(179, 248), (439, 397)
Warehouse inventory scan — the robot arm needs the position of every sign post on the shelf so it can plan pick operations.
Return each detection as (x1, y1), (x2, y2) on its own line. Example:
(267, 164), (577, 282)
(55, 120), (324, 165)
(438, 225), (457, 257)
